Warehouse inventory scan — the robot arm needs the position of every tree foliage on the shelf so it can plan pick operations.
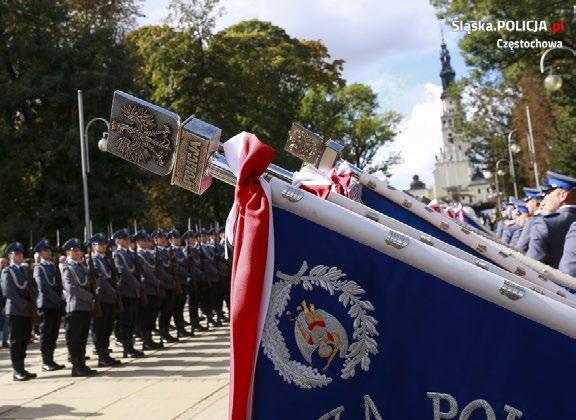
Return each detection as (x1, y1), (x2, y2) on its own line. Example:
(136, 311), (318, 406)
(0, 0), (145, 245)
(299, 84), (401, 173)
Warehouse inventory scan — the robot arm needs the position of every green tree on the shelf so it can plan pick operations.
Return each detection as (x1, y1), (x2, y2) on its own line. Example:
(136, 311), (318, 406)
(0, 0), (144, 245)
(299, 84), (401, 173)
(126, 17), (345, 227)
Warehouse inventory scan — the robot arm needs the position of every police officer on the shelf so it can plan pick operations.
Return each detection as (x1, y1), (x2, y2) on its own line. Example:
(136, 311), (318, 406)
(514, 188), (544, 253)
(183, 230), (207, 332)
(200, 229), (221, 327)
(153, 229), (178, 342)
(217, 227), (231, 318)
(89, 233), (122, 367)
(559, 222), (576, 276)
(500, 198), (521, 245)
(495, 203), (512, 239)
(0, 243), (37, 381)
(213, 228), (229, 323)
(168, 229), (192, 338)
(509, 201), (530, 249)
(136, 230), (162, 350)
(61, 238), (98, 377)
(33, 239), (65, 371)
(527, 171), (576, 268)
(113, 229), (145, 358)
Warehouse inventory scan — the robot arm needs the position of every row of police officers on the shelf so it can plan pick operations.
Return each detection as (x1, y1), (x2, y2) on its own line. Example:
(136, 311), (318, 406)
(0, 226), (230, 381)
(495, 170), (576, 276)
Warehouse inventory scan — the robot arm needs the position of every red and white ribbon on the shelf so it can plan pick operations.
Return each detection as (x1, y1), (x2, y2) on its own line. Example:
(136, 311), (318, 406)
(292, 162), (353, 199)
(223, 132), (276, 420)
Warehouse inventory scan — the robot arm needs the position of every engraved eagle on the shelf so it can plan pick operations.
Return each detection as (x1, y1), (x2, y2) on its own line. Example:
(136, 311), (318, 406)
(111, 104), (172, 166)
(290, 301), (349, 374)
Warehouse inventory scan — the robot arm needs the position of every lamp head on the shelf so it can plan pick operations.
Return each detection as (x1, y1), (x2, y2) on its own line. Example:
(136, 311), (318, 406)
(98, 132), (109, 152)
(544, 73), (562, 91)
(509, 143), (521, 154)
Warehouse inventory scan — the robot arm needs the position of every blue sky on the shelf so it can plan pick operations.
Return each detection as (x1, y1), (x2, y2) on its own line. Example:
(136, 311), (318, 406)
(139, 0), (470, 189)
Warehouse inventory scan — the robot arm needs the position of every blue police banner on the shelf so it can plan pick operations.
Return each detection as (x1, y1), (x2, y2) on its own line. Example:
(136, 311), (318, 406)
(361, 187), (486, 260)
(251, 205), (576, 419)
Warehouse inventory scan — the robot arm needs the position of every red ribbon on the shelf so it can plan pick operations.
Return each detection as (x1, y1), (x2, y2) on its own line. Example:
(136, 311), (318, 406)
(228, 133), (275, 420)
(328, 165), (352, 196)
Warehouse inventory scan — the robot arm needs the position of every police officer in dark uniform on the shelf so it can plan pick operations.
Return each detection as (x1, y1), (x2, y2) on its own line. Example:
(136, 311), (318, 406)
(0, 243), (37, 381)
(153, 229), (178, 342)
(559, 221), (576, 276)
(509, 201), (530, 248)
(217, 227), (231, 319)
(527, 171), (576, 268)
(136, 230), (162, 350)
(500, 198), (521, 245)
(183, 230), (208, 332)
(61, 238), (98, 377)
(495, 203), (512, 239)
(112, 229), (144, 358)
(213, 228), (229, 323)
(168, 229), (192, 338)
(200, 229), (221, 327)
(90, 233), (122, 367)
(33, 239), (65, 371)
(514, 187), (544, 253)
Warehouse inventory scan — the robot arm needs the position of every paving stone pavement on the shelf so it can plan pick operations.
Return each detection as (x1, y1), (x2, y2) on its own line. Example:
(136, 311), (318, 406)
(0, 324), (229, 419)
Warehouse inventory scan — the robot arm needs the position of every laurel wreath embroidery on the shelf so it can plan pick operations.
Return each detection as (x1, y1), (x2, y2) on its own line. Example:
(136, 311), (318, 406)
(261, 261), (379, 389)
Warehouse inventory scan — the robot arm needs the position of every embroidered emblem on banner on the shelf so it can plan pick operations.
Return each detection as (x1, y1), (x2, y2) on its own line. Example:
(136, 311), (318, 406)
(262, 261), (379, 389)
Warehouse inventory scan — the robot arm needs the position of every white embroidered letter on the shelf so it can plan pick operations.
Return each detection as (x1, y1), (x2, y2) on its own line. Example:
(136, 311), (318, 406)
(504, 404), (523, 420)
(427, 392), (458, 419)
(318, 406), (344, 420)
(364, 394), (383, 420)
(459, 400), (496, 420)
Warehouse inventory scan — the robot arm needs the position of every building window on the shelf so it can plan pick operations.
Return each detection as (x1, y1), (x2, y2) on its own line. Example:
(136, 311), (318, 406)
(477, 188), (481, 194)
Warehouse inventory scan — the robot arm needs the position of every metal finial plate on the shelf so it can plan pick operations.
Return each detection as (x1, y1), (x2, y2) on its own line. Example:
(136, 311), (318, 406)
(285, 123), (324, 166)
(108, 91), (179, 175)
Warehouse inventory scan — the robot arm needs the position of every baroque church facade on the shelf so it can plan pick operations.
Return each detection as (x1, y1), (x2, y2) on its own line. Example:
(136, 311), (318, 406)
(409, 42), (492, 205)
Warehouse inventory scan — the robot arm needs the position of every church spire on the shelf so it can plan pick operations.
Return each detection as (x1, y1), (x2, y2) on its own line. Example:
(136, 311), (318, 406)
(439, 40), (456, 98)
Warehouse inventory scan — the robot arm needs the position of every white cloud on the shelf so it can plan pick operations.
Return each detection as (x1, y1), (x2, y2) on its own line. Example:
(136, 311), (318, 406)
(376, 83), (443, 190)
(139, 0), (444, 79)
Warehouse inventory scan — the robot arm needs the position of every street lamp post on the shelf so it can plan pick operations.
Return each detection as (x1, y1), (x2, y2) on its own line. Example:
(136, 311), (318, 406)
(539, 46), (576, 92)
(495, 159), (508, 210)
(77, 90), (110, 240)
(524, 106), (540, 189)
(506, 130), (520, 199)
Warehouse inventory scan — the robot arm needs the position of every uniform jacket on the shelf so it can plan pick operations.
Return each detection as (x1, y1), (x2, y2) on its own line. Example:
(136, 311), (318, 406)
(113, 247), (141, 298)
(155, 247), (174, 290)
(170, 245), (191, 287)
(200, 243), (220, 283)
(0, 263), (34, 316)
(515, 217), (537, 254)
(559, 221), (576, 276)
(34, 260), (63, 309)
(527, 206), (576, 269)
(92, 253), (117, 305)
(216, 242), (230, 280)
(137, 249), (160, 296)
(184, 245), (205, 283)
(62, 259), (93, 312)
(501, 222), (521, 245)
